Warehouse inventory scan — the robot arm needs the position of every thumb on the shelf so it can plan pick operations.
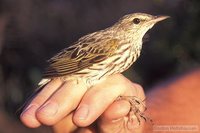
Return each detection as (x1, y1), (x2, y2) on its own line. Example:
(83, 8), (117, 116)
(97, 100), (144, 133)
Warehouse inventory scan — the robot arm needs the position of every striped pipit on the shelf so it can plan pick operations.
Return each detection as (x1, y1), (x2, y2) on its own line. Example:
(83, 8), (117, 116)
(35, 13), (169, 128)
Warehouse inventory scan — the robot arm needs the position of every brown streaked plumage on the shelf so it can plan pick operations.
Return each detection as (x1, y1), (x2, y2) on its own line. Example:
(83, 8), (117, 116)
(37, 13), (169, 127)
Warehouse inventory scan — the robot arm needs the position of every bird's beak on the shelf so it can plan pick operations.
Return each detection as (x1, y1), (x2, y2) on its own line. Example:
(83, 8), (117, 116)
(147, 15), (170, 25)
(154, 15), (170, 22)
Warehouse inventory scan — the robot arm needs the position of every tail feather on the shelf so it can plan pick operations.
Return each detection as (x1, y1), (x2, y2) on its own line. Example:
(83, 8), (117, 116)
(16, 79), (51, 116)
(38, 78), (51, 86)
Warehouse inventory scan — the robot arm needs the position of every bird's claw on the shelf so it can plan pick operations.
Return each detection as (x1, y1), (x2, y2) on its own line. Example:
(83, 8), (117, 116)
(116, 96), (153, 130)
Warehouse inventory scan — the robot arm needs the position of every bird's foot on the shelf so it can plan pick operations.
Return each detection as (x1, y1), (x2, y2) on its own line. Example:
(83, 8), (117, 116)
(116, 96), (153, 130)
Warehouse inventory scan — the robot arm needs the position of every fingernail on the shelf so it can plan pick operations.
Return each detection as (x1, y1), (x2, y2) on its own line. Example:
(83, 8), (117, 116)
(75, 105), (89, 120)
(38, 102), (58, 116)
(21, 104), (38, 117)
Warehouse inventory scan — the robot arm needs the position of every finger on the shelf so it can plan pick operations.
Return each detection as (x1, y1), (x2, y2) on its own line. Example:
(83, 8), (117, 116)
(101, 100), (130, 121)
(100, 83), (146, 121)
(36, 80), (88, 125)
(53, 113), (78, 133)
(52, 113), (96, 133)
(20, 78), (62, 128)
(98, 99), (144, 133)
(98, 100), (130, 133)
(75, 127), (96, 133)
(73, 74), (132, 127)
(123, 83), (145, 102)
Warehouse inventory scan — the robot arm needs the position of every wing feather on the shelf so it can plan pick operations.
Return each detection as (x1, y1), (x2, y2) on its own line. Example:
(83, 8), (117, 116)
(43, 38), (119, 78)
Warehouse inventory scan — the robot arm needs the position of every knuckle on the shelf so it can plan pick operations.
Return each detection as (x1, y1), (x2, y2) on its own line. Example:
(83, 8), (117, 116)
(134, 83), (143, 90)
(133, 83), (145, 99)
(36, 112), (56, 125)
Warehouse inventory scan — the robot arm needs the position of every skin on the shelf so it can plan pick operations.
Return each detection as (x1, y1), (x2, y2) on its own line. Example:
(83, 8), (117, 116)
(20, 74), (146, 132)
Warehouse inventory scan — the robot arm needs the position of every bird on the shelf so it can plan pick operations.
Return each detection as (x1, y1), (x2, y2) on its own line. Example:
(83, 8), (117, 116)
(30, 13), (169, 128)
(39, 13), (169, 88)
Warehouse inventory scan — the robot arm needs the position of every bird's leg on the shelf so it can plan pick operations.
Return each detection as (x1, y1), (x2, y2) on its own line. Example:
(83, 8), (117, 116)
(86, 77), (107, 88)
(60, 77), (90, 90)
(116, 96), (152, 129)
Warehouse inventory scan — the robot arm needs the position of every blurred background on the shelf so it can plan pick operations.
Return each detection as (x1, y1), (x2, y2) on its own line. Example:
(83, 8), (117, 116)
(0, 0), (199, 132)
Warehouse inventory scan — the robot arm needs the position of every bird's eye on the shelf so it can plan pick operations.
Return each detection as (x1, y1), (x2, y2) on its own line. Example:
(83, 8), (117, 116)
(132, 18), (140, 24)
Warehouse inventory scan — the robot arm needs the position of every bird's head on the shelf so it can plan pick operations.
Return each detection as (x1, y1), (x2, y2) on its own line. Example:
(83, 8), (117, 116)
(114, 13), (169, 39)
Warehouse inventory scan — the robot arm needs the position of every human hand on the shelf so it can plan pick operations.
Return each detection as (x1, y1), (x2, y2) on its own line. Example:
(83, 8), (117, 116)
(20, 74), (145, 132)
(53, 90), (145, 133)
